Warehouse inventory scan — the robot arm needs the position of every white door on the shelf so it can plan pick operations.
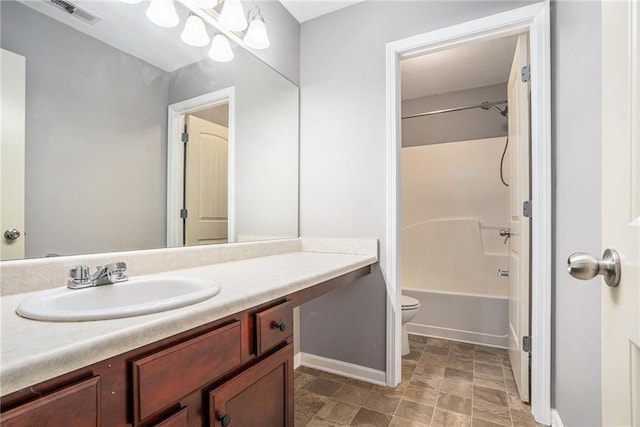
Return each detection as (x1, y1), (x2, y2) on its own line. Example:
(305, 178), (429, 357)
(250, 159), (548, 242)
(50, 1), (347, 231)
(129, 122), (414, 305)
(185, 115), (229, 246)
(600, 1), (640, 425)
(507, 34), (531, 403)
(1, 49), (26, 261)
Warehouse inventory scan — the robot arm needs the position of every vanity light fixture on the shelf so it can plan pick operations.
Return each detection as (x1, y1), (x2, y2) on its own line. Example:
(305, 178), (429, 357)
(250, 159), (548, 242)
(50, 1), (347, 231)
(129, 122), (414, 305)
(181, 14), (210, 46)
(191, 0), (219, 8)
(124, 0), (269, 61)
(208, 34), (234, 62)
(218, 0), (247, 31)
(243, 6), (270, 49)
(146, 0), (180, 28)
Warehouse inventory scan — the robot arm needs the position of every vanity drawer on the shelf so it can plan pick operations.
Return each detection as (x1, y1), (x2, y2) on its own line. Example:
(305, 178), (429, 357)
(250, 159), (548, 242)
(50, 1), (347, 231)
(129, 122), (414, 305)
(152, 407), (188, 427)
(255, 300), (293, 356)
(132, 321), (242, 424)
(0, 376), (100, 427)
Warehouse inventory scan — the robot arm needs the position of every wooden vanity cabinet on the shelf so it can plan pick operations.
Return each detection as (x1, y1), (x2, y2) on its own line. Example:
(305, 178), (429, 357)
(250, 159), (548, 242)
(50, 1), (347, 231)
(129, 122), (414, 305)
(0, 376), (100, 427)
(151, 408), (188, 427)
(209, 344), (293, 427)
(132, 321), (242, 424)
(0, 265), (371, 427)
(131, 299), (293, 427)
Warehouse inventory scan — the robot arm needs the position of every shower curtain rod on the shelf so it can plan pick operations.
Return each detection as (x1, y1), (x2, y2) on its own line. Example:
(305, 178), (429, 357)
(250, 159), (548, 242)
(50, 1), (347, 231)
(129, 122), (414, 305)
(401, 99), (508, 120)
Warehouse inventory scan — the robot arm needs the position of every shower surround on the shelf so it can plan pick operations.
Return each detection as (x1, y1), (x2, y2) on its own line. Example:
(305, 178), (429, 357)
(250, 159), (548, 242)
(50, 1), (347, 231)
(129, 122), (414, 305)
(401, 137), (510, 347)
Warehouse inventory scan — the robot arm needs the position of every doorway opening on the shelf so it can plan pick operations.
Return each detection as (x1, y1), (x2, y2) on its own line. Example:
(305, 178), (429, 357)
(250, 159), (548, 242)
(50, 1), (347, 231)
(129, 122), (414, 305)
(182, 105), (230, 246)
(166, 87), (236, 248)
(400, 31), (531, 396)
(385, 3), (551, 425)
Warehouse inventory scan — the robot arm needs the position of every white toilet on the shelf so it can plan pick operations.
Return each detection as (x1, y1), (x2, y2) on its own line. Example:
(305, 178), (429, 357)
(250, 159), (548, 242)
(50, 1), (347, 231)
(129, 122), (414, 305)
(401, 295), (421, 356)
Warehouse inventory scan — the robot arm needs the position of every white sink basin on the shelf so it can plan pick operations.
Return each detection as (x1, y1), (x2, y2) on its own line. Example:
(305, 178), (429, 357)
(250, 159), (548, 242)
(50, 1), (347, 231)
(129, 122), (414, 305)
(16, 277), (221, 321)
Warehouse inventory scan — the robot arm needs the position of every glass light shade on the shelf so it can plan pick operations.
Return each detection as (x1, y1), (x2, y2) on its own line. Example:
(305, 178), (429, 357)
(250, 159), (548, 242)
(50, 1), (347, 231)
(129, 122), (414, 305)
(208, 34), (234, 62)
(244, 16), (270, 49)
(191, 0), (219, 8)
(146, 0), (179, 28)
(218, 0), (247, 31)
(181, 15), (210, 47)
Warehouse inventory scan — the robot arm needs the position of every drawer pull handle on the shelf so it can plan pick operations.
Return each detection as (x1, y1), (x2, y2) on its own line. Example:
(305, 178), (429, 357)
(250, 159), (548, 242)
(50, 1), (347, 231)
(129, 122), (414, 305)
(217, 413), (231, 426)
(274, 322), (286, 332)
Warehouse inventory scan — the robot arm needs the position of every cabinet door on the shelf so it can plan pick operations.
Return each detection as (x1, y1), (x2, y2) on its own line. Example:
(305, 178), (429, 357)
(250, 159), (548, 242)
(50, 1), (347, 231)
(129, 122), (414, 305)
(0, 376), (100, 427)
(209, 344), (293, 427)
(152, 407), (188, 427)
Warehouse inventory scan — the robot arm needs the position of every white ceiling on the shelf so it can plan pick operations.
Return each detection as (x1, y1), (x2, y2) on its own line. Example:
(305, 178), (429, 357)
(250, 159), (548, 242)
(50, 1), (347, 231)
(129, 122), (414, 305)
(278, 0), (364, 23)
(401, 35), (519, 100)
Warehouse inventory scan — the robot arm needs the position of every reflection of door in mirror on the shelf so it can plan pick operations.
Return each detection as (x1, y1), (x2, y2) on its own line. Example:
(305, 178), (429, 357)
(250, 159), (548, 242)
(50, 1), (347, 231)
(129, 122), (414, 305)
(184, 109), (229, 246)
(1, 49), (26, 261)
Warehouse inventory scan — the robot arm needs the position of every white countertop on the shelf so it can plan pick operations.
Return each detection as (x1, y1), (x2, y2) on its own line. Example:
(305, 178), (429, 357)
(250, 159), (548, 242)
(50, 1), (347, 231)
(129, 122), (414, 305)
(0, 250), (376, 396)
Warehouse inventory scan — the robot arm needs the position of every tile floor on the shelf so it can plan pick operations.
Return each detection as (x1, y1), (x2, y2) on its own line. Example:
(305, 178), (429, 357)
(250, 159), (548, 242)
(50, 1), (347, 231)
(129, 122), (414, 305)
(294, 335), (542, 426)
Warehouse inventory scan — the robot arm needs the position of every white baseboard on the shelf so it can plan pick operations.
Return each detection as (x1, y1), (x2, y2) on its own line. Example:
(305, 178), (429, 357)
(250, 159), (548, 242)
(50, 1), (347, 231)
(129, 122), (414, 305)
(550, 409), (564, 427)
(298, 352), (386, 386)
(294, 352), (302, 369)
(408, 323), (508, 348)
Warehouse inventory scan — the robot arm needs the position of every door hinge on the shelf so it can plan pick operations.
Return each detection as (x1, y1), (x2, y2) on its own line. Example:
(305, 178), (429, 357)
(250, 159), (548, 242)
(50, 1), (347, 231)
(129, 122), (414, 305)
(523, 200), (532, 218)
(180, 208), (188, 219)
(523, 336), (532, 353)
(521, 65), (531, 83)
(181, 132), (189, 143)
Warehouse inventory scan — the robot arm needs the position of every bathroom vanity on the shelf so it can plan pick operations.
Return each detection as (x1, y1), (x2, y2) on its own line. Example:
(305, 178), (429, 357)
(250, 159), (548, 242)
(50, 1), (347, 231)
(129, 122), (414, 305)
(0, 240), (377, 426)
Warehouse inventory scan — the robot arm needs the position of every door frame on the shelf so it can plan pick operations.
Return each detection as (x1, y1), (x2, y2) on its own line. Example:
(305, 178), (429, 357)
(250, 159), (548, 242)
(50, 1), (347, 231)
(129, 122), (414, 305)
(166, 87), (236, 247)
(384, 2), (551, 424)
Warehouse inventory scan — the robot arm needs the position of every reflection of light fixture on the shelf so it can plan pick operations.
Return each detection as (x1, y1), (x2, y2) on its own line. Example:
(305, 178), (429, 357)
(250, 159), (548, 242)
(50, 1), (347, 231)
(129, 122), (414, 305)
(218, 0), (247, 31)
(122, 0), (272, 61)
(146, 0), (179, 28)
(181, 14), (210, 46)
(191, 0), (218, 7)
(208, 34), (234, 62)
(243, 6), (269, 49)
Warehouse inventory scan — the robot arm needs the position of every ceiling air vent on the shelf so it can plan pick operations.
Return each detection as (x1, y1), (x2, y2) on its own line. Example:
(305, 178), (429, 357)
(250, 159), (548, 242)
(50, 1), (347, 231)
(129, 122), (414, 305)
(44, 0), (102, 25)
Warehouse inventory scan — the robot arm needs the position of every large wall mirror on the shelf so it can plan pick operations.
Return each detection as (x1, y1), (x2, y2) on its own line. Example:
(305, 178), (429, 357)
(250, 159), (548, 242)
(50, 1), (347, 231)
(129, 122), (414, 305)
(0, 0), (299, 260)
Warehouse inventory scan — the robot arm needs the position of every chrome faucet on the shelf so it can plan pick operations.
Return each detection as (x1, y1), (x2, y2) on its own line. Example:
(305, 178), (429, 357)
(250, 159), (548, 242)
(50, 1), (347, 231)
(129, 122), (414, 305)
(92, 262), (128, 286)
(68, 262), (128, 289)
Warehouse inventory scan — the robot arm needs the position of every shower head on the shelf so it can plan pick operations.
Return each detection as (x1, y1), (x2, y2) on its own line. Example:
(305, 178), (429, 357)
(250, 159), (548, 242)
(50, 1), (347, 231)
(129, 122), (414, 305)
(492, 104), (508, 117)
(481, 101), (508, 118)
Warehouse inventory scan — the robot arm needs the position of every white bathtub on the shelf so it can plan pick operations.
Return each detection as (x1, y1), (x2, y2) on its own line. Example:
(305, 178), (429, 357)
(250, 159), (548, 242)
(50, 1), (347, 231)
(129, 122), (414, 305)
(403, 288), (509, 348)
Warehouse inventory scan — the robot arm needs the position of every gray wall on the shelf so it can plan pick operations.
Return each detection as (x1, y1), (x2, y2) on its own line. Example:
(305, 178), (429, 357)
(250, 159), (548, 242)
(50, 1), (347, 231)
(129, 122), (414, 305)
(249, 0), (301, 85)
(1, 1), (169, 258)
(300, 2), (603, 425)
(169, 49), (299, 242)
(551, 1), (602, 425)
(402, 84), (508, 147)
(299, 1), (531, 372)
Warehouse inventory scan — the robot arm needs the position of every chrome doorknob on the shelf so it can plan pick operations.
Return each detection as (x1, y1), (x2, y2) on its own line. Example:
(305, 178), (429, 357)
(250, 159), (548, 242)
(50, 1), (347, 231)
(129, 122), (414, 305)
(567, 248), (621, 287)
(3, 228), (21, 241)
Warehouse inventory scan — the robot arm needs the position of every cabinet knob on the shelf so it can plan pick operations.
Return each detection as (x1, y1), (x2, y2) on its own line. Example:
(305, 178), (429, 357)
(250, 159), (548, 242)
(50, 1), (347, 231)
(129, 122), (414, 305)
(274, 322), (286, 332)
(217, 413), (231, 426)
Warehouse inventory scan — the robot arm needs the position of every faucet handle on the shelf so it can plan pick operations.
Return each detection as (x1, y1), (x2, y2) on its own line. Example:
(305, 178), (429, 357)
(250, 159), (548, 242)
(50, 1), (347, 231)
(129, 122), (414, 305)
(107, 261), (127, 273)
(68, 265), (92, 289)
(70, 265), (90, 280)
(106, 261), (128, 283)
